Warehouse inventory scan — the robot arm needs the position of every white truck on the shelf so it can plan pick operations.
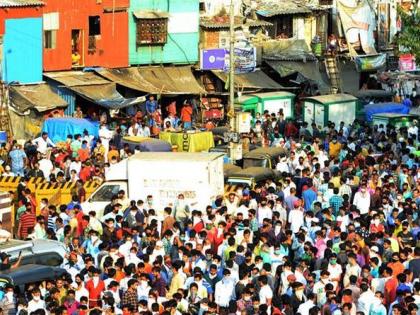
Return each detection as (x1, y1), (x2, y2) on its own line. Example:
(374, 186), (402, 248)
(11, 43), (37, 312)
(82, 152), (225, 217)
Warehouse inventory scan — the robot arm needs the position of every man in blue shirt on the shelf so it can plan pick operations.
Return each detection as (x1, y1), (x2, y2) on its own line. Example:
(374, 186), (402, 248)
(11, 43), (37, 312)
(9, 144), (27, 176)
(302, 182), (317, 211)
(145, 95), (158, 126)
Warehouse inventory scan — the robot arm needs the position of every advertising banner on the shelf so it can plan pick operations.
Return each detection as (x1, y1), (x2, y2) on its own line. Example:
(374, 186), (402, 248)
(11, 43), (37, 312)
(200, 48), (227, 70)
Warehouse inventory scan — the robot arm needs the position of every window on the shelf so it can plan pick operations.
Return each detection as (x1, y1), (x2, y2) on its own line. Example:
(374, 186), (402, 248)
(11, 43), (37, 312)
(136, 18), (168, 45)
(91, 185), (121, 202)
(44, 30), (57, 49)
(89, 16), (101, 36)
(275, 15), (293, 38)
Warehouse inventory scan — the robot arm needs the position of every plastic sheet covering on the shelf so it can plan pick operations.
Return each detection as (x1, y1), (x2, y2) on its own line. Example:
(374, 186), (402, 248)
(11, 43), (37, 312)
(364, 102), (410, 122)
(42, 118), (100, 143)
(262, 39), (316, 61)
(337, 0), (377, 56)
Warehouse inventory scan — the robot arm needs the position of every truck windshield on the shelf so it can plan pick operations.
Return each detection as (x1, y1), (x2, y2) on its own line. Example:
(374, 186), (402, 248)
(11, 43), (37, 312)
(243, 158), (267, 169)
(91, 185), (121, 202)
(227, 179), (252, 186)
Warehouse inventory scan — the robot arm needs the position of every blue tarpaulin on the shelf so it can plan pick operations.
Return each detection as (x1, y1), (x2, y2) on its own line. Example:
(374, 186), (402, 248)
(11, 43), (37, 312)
(42, 118), (100, 143)
(364, 102), (410, 122)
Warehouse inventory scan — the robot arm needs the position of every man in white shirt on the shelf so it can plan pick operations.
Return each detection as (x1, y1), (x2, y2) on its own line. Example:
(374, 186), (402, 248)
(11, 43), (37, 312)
(352, 185), (371, 215)
(27, 289), (46, 313)
(356, 283), (375, 314)
(258, 275), (273, 306)
(297, 292), (316, 315)
(215, 269), (236, 309)
(257, 200), (272, 226)
(39, 155), (54, 181)
(99, 124), (112, 162)
(313, 270), (332, 307)
(288, 202), (304, 233)
(33, 132), (55, 155)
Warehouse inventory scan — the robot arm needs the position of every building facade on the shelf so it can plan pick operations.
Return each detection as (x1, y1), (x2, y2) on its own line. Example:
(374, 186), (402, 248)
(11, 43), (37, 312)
(42, 0), (129, 71)
(0, 1), (44, 83)
(129, 0), (199, 65)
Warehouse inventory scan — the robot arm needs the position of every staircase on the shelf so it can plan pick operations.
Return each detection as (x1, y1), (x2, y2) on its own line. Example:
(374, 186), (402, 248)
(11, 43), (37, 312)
(0, 83), (13, 139)
(325, 54), (341, 94)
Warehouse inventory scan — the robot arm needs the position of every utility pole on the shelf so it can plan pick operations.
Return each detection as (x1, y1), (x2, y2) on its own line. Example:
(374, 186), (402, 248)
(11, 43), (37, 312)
(228, 0), (235, 122)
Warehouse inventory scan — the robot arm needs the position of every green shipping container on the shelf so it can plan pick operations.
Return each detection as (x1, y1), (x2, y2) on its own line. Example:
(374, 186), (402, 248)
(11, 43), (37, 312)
(303, 94), (358, 127)
(371, 113), (418, 128)
(235, 91), (296, 119)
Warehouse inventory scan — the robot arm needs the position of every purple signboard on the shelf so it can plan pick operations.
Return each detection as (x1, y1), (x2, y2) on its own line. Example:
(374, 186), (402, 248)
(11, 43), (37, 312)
(200, 49), (228, 70)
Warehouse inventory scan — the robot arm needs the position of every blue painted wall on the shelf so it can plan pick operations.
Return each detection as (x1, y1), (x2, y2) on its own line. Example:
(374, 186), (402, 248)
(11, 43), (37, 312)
(129, 0), (199, 65)
(2, 18), (43, 84)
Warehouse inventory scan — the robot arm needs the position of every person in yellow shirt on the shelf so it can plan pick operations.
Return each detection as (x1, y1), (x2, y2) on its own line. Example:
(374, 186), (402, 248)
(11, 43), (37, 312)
(329, 137), (342, 159)
(167, 261), (184, 299)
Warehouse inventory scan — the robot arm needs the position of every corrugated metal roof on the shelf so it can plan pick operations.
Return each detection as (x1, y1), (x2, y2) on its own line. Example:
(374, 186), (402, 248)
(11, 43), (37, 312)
(0, 0), (44, 7)
(96, 66), (207, 95)
(211, 69), (284, 90)
(95, 68), (160, 93)
(43, 71), (144, 109)
(256, 0), (311, 16)
(200, 17), (272, 29)
(9, 83), (67, 113)
(43, 71), (110, 87)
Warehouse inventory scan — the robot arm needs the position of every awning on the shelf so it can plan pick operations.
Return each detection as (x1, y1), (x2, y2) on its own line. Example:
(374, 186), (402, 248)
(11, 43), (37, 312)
(211, 70), (284, 90)
(133, 11), (169, 19)
(96, 66), (207, 95)
(67, 84), (145, 109)
(265, 60), (330, 92)
(95, 68), (161, 93)
(44, 71), (145, 109)
(44, 71), (110, 87)
(9, 83), (67, 113)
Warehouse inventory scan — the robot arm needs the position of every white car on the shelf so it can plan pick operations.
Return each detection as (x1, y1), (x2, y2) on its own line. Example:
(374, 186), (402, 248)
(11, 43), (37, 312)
(0, 239), (67, 267)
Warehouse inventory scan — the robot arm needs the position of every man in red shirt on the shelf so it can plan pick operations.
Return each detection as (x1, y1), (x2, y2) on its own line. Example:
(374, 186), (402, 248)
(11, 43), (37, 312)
(85, 268), (105, 308)
(180, 102), (193, 129)
(384, 266), (398, 307)
(18, 204), (36, 239)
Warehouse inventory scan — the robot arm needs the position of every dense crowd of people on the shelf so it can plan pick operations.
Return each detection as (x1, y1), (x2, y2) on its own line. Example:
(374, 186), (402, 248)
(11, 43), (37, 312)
(0, 106), (419, 315)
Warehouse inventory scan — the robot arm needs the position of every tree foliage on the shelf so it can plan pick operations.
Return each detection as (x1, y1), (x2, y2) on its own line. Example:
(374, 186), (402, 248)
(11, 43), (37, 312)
(396, 2), (420, 63)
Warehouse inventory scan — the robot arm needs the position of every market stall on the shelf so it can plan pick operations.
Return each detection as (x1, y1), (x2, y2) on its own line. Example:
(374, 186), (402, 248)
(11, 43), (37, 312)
(159, 131), (215, 152)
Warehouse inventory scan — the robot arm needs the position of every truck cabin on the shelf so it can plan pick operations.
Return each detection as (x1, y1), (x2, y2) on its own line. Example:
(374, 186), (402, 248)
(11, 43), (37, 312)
(242, 147), (287, 169)
(226, 167), (277, 189)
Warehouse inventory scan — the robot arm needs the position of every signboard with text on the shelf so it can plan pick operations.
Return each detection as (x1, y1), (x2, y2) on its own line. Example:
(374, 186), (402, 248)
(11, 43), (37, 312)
(200, 47), (256, 73)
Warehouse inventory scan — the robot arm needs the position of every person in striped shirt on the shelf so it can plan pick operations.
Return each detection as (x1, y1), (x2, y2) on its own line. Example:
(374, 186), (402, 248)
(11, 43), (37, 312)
(18, 203), (36, 239)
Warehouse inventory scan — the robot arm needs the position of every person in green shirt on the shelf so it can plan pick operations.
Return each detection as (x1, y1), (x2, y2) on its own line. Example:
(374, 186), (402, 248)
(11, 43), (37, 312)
(223, 237), (237, 261)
